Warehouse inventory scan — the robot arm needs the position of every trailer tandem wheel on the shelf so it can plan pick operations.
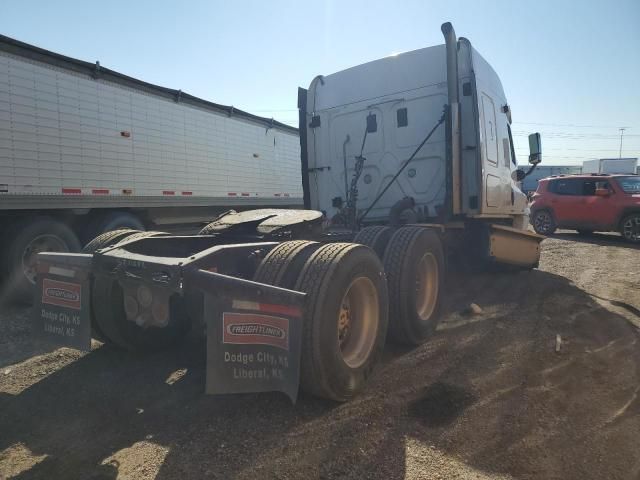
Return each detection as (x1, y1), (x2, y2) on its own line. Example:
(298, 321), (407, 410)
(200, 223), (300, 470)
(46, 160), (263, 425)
(383, 226), (444, 344)
(2, 217), (81, 304)
(353, 226), (394, 259)
(294, 243), (389, 401)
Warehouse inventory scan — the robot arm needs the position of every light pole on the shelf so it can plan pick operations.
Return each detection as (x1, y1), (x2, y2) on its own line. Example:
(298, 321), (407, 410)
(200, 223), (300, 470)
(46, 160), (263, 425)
(619, 127), (626, 158)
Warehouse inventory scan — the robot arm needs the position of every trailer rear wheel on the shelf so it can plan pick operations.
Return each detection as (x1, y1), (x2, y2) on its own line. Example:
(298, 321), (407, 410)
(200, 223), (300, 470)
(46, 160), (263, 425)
(253, 240), (320, 288)
(294, 243), (388, 401)
(383, 227), (444, 344)
(2, 217), (81, 304)
(353, 226), (394, 258)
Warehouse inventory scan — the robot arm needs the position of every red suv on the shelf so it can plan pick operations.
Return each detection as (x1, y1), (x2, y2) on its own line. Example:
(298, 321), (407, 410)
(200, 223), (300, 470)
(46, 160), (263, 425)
(530, 174), (640, 243)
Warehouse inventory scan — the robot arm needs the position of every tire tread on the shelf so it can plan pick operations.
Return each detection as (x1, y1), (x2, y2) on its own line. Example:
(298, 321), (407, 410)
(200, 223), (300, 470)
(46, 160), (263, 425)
(295, 243), (360, 399)
(254, 240), (319, 288)
(353, 226), (394, 258)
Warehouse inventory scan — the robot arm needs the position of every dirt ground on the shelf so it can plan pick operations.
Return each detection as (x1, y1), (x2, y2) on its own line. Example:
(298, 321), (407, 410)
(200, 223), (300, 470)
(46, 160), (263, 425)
(0, 231), (639, 480)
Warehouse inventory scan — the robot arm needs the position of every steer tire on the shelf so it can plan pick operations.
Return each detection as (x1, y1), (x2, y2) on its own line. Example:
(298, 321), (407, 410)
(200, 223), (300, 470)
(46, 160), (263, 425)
(254, 240), (321, 288)
(353, 226), (394, 259)
(294, 243), (388, 401)
(383, 227), (444, 345)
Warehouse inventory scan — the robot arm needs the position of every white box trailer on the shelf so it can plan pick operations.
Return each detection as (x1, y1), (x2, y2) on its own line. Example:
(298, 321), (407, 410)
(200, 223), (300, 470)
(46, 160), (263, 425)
(0, 34), (302, 301)
(517, 164), (582, 194)
(582, 158), (638, 174)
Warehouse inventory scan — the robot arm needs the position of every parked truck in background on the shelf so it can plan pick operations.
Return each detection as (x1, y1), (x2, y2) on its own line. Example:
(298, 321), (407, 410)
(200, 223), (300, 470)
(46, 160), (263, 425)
(582, 158), (638, 174)
(518, 165), (582, 194)
(32, 23), (544, 403)
(0, 34), (302, 301)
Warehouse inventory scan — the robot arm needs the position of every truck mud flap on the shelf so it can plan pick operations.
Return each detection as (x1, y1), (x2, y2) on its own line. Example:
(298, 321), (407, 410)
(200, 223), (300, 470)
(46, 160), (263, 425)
(32, 252), (93, 351)
(489, 224), (544, 268)
(184, 269), (306, 403)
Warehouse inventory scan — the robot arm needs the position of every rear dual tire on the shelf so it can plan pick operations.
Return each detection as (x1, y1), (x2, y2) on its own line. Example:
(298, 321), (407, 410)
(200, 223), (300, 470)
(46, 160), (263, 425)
(82, 229), (141, 254)
(353, 226), (394, 258)
(384, 227), (444, 345)
(83, 229), (188, 350)
(255, 241), (389, 401)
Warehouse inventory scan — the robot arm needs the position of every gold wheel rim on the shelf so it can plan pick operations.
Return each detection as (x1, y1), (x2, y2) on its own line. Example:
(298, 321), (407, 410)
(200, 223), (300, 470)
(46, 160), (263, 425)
(337, 276), (379, 369)
(415, 252), (438, 321)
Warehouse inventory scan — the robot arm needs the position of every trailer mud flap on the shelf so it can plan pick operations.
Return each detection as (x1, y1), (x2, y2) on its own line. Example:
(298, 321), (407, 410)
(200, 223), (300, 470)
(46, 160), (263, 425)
(185, 269), (306, 403)
(32, 253), (93, 351)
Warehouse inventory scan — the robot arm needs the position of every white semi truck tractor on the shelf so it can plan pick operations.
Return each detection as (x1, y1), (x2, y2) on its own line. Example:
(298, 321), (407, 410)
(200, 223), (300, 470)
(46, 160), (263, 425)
(32, 23), (544, 403)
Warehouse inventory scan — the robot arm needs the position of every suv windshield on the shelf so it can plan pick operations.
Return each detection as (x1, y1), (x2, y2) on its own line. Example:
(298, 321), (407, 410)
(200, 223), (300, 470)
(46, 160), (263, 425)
(615, 176), (640, 193)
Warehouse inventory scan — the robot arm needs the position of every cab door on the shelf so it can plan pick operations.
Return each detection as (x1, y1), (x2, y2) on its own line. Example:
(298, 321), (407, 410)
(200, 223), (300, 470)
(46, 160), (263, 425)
(480, 93), (501, 208)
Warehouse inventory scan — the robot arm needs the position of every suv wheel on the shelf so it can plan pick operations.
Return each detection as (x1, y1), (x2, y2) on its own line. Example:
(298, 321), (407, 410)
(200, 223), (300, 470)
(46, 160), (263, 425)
(621, 214), (640, 243)
(532, 210), (556, 235)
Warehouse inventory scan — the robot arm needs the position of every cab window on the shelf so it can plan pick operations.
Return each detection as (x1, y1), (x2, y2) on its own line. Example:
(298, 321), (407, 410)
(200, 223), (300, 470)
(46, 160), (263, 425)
(507, 124), (517, 166)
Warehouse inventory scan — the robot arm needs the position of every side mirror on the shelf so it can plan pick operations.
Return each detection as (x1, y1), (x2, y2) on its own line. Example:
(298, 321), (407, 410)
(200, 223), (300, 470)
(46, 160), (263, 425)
(595, 188), (610, 197)
(366, 113), (377, 133)
(528, 133), (542, 165)
(515, 169), (526, 182)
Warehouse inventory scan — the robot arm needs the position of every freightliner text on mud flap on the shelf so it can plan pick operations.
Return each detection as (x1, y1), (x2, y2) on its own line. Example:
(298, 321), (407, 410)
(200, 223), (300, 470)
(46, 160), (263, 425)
(186, 269), (305, 403)
(32, 253), (93, 351)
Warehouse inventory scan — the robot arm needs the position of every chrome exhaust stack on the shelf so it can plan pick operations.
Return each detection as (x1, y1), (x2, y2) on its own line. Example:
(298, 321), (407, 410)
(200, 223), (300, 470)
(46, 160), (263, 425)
(441, 22), (462, 215)
(441, 22), (459, 105)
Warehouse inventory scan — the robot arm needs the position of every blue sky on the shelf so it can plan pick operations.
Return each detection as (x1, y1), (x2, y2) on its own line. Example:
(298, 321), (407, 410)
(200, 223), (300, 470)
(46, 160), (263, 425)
(2, 0), (639, 165)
